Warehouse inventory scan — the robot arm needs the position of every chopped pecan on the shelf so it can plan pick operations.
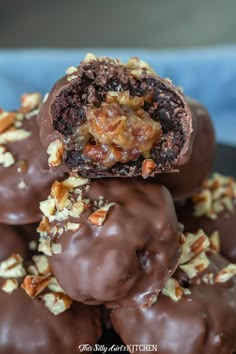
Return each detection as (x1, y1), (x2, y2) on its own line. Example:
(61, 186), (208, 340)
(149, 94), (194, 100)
(88, 202), (116, 226)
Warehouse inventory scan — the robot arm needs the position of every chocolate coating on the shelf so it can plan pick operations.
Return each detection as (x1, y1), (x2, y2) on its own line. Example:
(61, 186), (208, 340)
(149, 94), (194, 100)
(38, 55), (193, 177)
(111, 254), (236, 354)
(0, 224), (30, 261)
(0, 226), (102, 354)
(176, 198), (236, 263)
(47, 179), (181, 306)
(0, 115), (63, 225)
(0, 288), (101, 354)
(153, 98), (216, 200)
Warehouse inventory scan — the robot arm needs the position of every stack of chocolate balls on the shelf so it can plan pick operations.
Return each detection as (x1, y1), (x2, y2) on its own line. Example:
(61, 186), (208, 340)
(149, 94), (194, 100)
(0, 54), (236, 354)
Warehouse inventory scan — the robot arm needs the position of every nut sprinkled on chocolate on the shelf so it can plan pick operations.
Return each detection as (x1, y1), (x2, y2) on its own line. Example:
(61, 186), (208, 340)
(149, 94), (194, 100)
(111, 252), (236, 354)
(0, 250), (72, 315)
(38, 177), (181, 306)
(0, 93), (64, 225)
(176, 173), (236, 263)
(193, 172), (236, 219)
(37, 173), (115, 246)
(38, 54), (193, 178)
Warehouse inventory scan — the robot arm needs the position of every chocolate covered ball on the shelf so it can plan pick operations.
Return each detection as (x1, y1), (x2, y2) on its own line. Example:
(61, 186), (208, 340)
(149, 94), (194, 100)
(38, 54), (194, 178)
(176, 173), (236, 262)
(153, 98), (215, 200)
(0, 231), (102, 354)
(0, 289), (101, 354)
(37, 174), (182, 307)
(0, 93), (63, 225)
(111, 236), (236, 354)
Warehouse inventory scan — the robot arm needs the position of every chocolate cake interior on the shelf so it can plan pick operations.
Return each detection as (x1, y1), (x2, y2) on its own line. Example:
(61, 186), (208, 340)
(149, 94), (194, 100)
(51, 59), (187, 176)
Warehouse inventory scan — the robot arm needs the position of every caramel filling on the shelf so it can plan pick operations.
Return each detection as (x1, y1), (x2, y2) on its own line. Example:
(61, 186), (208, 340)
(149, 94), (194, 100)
(74, 91), (162, 168)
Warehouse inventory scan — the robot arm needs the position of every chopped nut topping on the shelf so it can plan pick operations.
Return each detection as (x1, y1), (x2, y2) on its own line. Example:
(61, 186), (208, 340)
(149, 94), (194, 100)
(28, 240), (38, 251)
(141, 159), (156, 178)
(66, 66), (78, 75)
(21, 93), (41, 112)
(51, 181), (70, 211)
(192, 173), (236, 219)
(209, 231), (220, 253)
(38, 173), (117, 256)
(179, 230), (210, 265)
(51, 243), (62, 255)
(47, 139), (64, 167)
(0, 254), (26, 278)
(40, 199), (57, 218)
(42, 292), (73, 315)
(66, 222), (81, 231)
(21, 274), (52, 298)
(32, 255), (51, 275)
(202, 272), (214, 285)
(37, 217), (51, 235)
(88, 202), (116, 226)
(0, 247), (73, 315)
(17, 180), (27, 190)
(1, 278), (18, 293)
(16, 159), (28, 173)
(66, 66), (79, 81)
(0, 128), (31, 144)
(0, 111), (15, 133)
(27, 265), (39, 276)
(62, 175), (88, 188)
(38, 238), (52, 256)
(84, 53), (97, 63)
(180, 252), (210, 279)
(48, 277), (65, 293)
(126, 57), (155, 76)
(215, 264), (236, 283)
(162, 278), (191, 302)
(0, 145), (15, 167)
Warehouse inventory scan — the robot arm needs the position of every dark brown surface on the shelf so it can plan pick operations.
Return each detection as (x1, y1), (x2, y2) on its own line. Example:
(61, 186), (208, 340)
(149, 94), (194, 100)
(0, 223), (38, 261)
(100, 144), (236, 351)
(48, 179), (181, 307)
(111, 253), (236, 354)
(0, 116), (63, 225)
(153, 98), (216, 200)
(38, 56), (194, 177)
(0, 226), (102, 354)
(0, 287), (101, 354)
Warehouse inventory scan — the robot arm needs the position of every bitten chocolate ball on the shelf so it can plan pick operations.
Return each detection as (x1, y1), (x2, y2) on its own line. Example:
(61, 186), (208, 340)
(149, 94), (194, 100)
(38, 54), (194, 178)
(37, 174), (182, 307)
(176, 173), (236, 262)
(0, 230), (102, 354)
(111, 232), (236, 354)
(153, 98), (215, 200)
(0, 93), (63, 225)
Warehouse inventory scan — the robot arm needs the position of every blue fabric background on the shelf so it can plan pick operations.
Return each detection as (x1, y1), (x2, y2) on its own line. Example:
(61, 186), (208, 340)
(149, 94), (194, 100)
(0, 47), (235, 146)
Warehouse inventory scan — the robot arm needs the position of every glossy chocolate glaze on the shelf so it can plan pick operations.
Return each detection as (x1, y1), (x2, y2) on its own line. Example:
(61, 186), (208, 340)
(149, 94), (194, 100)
(0, 116), (63, 225)
(0, 288), (101, 354)
(38, 56), (194, 177)
(0, 226), (102, 354)
(111, 254), (236, 354)
(153, 98), (216, 200)
(48, 179), (181, 306)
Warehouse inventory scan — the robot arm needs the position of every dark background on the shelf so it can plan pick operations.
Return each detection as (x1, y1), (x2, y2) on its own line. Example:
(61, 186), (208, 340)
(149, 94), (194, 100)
(1, 0), (236, 48)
